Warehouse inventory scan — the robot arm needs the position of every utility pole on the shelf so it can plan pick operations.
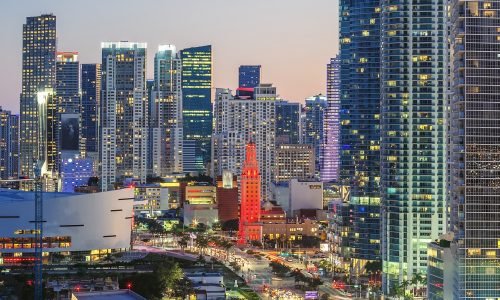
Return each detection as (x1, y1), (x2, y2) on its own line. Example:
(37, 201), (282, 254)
(34, 160), (44, 300)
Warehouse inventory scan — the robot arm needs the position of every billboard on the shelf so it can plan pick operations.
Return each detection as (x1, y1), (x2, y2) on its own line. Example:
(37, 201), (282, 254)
(61, 114), (79, 151)
(305, 291), (319, 299)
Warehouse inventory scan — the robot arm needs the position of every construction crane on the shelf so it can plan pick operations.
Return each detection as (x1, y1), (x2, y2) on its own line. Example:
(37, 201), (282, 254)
(34, 160), (43, 300)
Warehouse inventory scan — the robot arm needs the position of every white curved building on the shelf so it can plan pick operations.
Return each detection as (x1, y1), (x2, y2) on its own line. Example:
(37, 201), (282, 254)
(0, 188), (133, 262)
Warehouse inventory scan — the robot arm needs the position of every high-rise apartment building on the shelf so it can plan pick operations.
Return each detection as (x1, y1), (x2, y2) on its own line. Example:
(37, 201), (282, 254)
(238, 65), (261, 88)
(81, 63), (101, 160)
(100, 42), (148, 191)
(301, 95), (327, 176)
(238, 142), (262, 245)
(212, 84), (276, 200)
(151, 45), (183, 176)
(181, 45), (212, 173)
(380, 0), (447, 292)
(19, 14), (56, 178)
(0, 108), (19, 179)
(449, 1), (500, 298)
(339, 0), (382, 271)
(275, 144), (315, 182)
(322, 56), (340, 182)
(275, 100), (301, 145)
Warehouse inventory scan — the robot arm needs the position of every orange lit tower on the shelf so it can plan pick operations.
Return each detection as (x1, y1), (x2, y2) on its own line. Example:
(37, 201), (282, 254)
(238, 142), (262, 245)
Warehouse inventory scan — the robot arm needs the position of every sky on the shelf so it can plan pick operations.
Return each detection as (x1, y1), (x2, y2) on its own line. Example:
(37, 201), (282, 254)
(0, 0), (339, 114)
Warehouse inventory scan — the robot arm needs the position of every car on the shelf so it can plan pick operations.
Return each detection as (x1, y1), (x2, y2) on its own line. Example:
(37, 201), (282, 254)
(286, 258), (293, 262)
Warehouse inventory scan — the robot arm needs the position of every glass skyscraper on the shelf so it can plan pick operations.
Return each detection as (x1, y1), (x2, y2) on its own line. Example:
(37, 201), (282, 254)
(380, 0), (447, 293)
(181, 45), (213, 173)
(275, 100), (301, 145)
(81, 63), (101, 157)
(302, 95), (327, 175)
(238, 65), (261, 88)
(450, 1), (500, 298)
(322, 56), (340, 182)
(19, 14), (56, 178)
(339, 0), (381, 267)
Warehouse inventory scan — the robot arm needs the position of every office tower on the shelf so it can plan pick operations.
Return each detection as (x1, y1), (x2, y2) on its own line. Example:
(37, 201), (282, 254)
(180, 45), (212, 173)
(380, 0), (447, 292)
(322, 57), (340, 182)
(238, 142), (262, 244)
(19, 14), (56, 178)
(275, 144), (315, 182)
(100, 42), (148, 191)
(301, 94), (327, 175)
(239, 65), (261, 88)
(449, 1), (500, 298)
(339, 0), (381, 272)
(275, 100), (301, 145)
(212, 84), (276, 200)
(0, 108), (19, 179)
(56, 52), (80, 114)
(56, 52), (81, 173)
(151, 45), (183, 176)
(81, 63), (101, 162)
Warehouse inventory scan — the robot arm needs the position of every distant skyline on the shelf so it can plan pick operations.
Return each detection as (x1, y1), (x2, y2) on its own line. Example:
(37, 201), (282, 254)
(0, 0), (339, 113)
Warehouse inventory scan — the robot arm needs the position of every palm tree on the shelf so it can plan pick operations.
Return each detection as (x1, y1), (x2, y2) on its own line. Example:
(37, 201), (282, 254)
(178, 235), (188, 252)
(196, 235), (209, 255)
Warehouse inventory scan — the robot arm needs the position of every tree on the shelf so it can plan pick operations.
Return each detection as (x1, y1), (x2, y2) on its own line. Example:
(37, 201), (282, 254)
(195, 235), (209, 254)
(178, 235), (189, 252)
(222, 219), (239, 231)
(365, 261), (382, 274)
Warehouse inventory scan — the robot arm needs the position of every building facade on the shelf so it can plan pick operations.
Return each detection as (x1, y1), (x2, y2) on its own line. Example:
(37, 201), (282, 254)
(151, 45), (183, 176)
(0, 188), (134, 260)
(238, 142), (262, 244)
(238, 65), (261, 88)
(449, 1), (500, 298)
(0, 108), (19, 179)
(322, 56), (341, 182)
(301, 94), (327, 175)
(81, 63), (101, 161)
(275, 144), (315, 182)
(339, 0), (382, 267)
(380, 0), (447, 292)
(181, 45), (213, 173)
(275, 100), (301, 145)
(19, 14), (56, 178)
(212, 85), (276, 200)
(100, 42), (148, 191)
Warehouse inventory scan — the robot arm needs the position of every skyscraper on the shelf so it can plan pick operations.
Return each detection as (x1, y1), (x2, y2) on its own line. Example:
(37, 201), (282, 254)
(238, 65), (261, 88)
(19, 14), (56, 178)
(275, 144), (315, 182)
(322, 56), (340, 182)
(56, 52), (80, 168)
(380, 0), (447, 292)
(275, 100), (301, 145)
(0, 108), (19, 179)
(238, 142), (262, 245)
(181, 45), (212, 173)
(81, 63), (101, 161)
(56, 52), (80, 114)
(301, 94), (327, 176)
(450, 1), (500, 298)
(212, 85), (276, 200)
(339, 0), (381, 272)
(151, 45), (183, 176)
(100, 42), (148, 191)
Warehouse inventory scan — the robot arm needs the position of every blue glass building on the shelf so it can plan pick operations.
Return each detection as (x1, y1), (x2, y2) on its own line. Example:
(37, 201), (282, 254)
(275, 100), (301, 145)
(81, 64), (100, 155)
(181, 45), (213, 173)
(339, 0), (381, 266)
(238, 65), (261, 88)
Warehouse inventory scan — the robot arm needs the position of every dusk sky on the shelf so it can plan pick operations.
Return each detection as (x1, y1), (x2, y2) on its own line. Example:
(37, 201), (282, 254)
(0, 0), (339, 113)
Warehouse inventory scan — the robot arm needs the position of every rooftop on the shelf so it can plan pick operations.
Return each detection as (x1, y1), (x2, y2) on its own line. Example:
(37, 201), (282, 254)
(73, 290), (146, 300)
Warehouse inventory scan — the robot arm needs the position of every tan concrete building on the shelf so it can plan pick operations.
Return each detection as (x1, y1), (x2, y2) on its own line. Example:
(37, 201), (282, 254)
(274, 144), (315, 182)
(262, 219), (319, 242)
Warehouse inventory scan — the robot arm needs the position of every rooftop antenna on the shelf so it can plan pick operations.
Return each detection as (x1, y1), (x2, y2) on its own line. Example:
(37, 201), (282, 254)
(34, 160), (44, 300)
